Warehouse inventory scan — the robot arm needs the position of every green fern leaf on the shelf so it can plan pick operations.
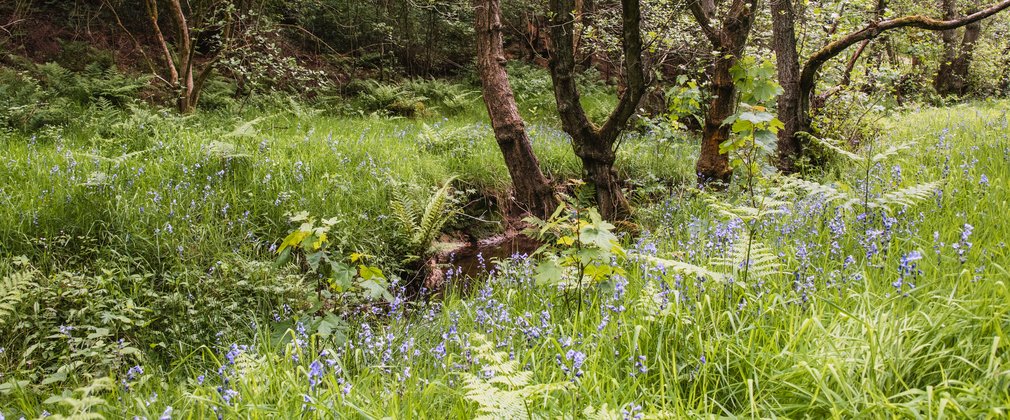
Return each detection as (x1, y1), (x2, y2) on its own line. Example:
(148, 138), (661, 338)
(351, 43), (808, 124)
(800, 132), (863, 162)
(870, 181), (941, 210)
(0, 271), (35, 326)
(635, 254), (727, 283)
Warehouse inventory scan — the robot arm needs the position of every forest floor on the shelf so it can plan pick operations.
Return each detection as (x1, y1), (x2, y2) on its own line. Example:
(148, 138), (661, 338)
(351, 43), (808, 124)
(1, 101), (1008, 418)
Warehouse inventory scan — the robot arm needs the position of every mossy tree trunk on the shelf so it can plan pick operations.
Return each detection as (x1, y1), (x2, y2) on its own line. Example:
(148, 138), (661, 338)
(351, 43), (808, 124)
(689, 0), (759, 185)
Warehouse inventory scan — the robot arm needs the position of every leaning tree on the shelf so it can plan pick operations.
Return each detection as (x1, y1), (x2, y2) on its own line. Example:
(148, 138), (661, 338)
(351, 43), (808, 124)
(474, 0), (559, 219)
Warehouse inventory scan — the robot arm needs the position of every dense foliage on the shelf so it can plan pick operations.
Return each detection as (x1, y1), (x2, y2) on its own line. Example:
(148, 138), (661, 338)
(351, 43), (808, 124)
(1, 0), (1009, 417)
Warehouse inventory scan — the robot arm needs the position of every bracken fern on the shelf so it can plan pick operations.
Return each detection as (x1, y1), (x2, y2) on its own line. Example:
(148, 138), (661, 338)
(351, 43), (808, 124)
(0, 270), (35, 326)
(461, 333), (569, 419)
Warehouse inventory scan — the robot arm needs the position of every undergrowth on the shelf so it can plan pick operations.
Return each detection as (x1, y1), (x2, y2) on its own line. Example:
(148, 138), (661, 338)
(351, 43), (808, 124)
(0, 71), (1006, 416)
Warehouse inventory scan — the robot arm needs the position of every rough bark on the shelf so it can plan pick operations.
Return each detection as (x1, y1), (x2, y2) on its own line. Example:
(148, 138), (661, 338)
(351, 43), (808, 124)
(474, 0), (559, 219)
(1002, 43), (1010, 95)
(771, 0), (805, 173)
(689, 0), (759, 185)
(546, 0), (645, 221)
(935, 0), (982, 96)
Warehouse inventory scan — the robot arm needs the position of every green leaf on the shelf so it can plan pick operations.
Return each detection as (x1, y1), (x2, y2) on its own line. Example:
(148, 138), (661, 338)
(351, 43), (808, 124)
(306, 251), (324, 272)
(317, 313), (347, 343)
(275, 247), (292, 267)
(330, 261), (355, 291)
(579, 210), (618, 251)
(41, 371), (68, 386)
(752, 82), (780, 102)
(534, 259), (564, 285)
(738, 111), (774, 124)
(359, 279), (392, 301)
(732, 118), (755, 134)
(359, 265), (384, 280)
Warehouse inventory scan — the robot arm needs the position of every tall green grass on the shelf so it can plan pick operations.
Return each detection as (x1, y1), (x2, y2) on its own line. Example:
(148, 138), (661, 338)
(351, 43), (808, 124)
(1, 100), (1007, 418)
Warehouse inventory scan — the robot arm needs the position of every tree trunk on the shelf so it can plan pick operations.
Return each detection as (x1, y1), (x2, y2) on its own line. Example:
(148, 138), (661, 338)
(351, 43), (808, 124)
(1002, 44), (1010, 95)
(165, 0), (196, 113)
(696, 55), (736, 183)
(546, 0), (644, 221)
(474, 0), (558, 219)
(144, 0), (201, 113)
(772, 0), (806, 174)
(935, 1), (982, 96)
(689, 0), (758, 185)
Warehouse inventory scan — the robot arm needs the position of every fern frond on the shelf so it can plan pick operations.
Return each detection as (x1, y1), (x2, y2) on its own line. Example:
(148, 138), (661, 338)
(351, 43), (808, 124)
(702, 193), (789, 222)
(0, 271), (35, 326)
(583, 404), (622, 420)
(800, 132), (863, 162)
(869, 181), (941, 210)
(712, 230), (781, 281)
(462, 333), (569, 419)
(784, 177), (858, 210)
(870, 143), (913, 163)
(634, 281), (672, 321)
(463, 375), (529, 420)
(635, 254), (726, 283)
(390, 189), (420, 238)
(414, 177), (459, 251)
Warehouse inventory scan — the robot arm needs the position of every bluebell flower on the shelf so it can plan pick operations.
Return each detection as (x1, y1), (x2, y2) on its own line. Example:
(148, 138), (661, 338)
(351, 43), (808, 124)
(561, 349), (586, 379)
(891, 164), (903, 185)
(225, 344), (247, 365)
(893, 250), (923, 296)
(596, 311), (610, 332)
(432, 341), (447, 360)
(956, 223), (974, 263)
(308, 360), (324, 388)
(127, 365), (143, 380)
(221, 389), (239, 405)
(622, 403), (644, 420)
